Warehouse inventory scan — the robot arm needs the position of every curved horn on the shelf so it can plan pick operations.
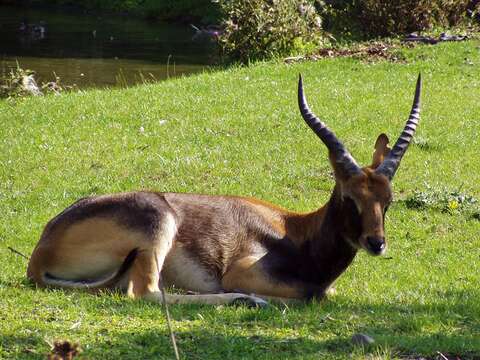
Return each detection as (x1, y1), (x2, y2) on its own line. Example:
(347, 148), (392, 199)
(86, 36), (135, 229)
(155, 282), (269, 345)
(376, 74), (422, 180)
(298, 74), (361, 177)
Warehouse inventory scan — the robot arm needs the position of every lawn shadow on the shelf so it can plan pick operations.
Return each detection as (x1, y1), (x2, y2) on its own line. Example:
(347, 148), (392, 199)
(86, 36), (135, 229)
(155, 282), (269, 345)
(2, 283), (479, 359)
(311, 290), (479, 359)
(0, 334), (47, 360)
(85, 328), (345, 359)
(0, 327), (346, 359)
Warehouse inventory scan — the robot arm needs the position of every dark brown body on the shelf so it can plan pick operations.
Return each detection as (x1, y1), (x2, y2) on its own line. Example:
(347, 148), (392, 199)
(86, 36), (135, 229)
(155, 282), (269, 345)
(28, 187), (361, 304)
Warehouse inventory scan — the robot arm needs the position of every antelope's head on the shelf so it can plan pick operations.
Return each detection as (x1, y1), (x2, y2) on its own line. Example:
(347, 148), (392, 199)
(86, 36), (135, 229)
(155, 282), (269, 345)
(298, 74), (422, 256)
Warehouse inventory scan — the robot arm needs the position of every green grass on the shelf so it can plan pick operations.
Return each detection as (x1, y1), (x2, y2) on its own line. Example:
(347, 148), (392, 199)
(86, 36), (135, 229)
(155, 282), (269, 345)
(1, 40), (480, 359)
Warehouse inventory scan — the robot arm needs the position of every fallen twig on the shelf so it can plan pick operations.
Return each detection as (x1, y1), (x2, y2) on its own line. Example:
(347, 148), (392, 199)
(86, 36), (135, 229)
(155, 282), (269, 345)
(402, 32), (469, 44)
(7, 246), (29, 260)
(160, 278), (180, 360)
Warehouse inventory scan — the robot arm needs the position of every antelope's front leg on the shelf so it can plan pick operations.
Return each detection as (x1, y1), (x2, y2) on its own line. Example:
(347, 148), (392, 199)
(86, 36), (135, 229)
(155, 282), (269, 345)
(221, 256), (310, 305)
(144, 291), (269, 307)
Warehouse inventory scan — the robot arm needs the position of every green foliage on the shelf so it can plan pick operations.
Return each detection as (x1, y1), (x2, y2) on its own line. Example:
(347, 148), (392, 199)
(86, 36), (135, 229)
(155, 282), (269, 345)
(319, 0), (365, 41)
(357, 0), (472, 36)
(219, 0), (325, 63)
(405, 185), (479, 217)
(1, 65), (72, 99)
(0, 66), (35, 98)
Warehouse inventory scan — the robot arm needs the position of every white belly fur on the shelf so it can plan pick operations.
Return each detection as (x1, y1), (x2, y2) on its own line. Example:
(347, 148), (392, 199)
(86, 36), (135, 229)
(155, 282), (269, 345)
(162, 246), (222, 293)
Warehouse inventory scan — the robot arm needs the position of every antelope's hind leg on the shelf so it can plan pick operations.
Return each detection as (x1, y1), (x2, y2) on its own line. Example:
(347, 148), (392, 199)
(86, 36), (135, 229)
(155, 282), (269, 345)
(126, 212), (177, 299)
(27, 216), (149, 289)
(118, 209), (260, 306)
(27, 193), (179, 299)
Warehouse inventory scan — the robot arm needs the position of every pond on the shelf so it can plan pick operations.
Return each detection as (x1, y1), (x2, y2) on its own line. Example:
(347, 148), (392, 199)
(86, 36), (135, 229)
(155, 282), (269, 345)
(0, 5), (219, 89)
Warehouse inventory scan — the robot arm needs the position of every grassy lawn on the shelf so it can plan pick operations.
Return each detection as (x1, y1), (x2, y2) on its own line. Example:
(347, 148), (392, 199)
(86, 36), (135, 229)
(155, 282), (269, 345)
(1, 40), (479, 359)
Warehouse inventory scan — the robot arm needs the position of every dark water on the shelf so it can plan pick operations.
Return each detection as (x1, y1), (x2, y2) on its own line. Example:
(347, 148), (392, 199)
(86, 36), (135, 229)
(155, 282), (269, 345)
(0, 6), (219, 88)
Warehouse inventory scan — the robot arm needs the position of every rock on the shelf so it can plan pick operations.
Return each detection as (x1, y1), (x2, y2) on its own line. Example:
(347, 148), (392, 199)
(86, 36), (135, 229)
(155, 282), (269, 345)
(351, 333), (375, 346)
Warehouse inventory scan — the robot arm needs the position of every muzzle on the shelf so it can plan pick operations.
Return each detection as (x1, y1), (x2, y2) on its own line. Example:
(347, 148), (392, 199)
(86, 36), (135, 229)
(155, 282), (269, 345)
(366, 236), (386, 255)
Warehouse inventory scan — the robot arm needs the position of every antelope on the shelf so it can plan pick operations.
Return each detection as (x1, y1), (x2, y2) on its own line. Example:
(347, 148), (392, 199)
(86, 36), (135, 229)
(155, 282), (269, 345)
(27, 74), (422, 307)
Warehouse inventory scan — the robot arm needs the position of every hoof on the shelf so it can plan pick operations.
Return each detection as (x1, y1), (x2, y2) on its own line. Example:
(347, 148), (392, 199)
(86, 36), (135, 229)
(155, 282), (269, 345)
(231, 295), (268, 308)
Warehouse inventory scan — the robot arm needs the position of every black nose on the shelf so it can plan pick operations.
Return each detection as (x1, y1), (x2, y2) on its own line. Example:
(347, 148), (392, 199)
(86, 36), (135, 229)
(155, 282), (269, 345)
(366, 236), (386, 255)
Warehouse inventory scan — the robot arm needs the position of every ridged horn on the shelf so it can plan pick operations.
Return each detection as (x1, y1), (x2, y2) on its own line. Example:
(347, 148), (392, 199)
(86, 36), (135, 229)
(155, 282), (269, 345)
(376, 74), (422, 180)
(298, 74), (361, 178)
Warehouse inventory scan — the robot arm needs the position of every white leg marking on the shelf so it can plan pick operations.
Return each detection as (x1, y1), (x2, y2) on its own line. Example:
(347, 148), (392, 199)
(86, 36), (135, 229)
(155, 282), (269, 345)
(153, 212), (177, 273)
(144, 291), (268, 307)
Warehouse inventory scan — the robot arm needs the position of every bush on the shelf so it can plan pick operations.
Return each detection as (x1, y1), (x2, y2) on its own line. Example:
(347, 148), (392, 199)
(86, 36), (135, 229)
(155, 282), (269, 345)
(357, 0), (472, 36)
(404, 185), (479, 217)
(1, 65), (71, 98)
(218, 0), (325, 63)
(0, 66), (39, 98)
(320, 0), (364, 40)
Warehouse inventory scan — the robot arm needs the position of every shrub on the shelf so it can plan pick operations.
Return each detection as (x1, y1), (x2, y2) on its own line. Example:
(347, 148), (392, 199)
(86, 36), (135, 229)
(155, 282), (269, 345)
(404, 185), (479, 217)
(0, 66), (39, 98)
(357, 0), (472, 36)
(1, 65), (71, 98)
(218, 0), (325, 63)
(320, 0), (363, 39)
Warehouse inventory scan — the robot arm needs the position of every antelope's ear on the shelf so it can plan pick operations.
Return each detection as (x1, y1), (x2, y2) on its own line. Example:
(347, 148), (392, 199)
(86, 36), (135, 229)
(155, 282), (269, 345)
(371, 133), (391, 169)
